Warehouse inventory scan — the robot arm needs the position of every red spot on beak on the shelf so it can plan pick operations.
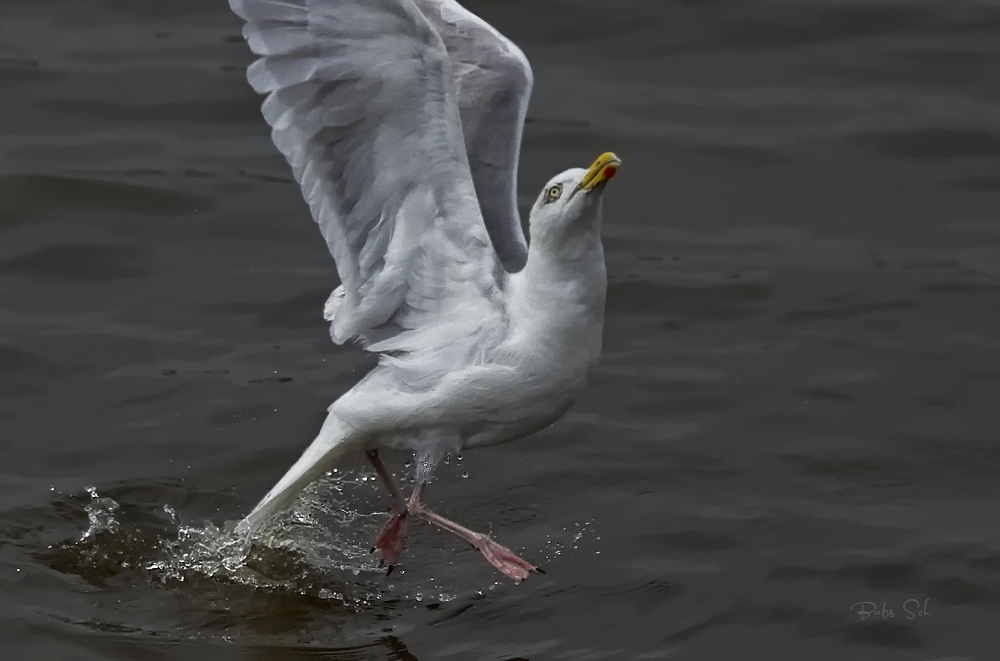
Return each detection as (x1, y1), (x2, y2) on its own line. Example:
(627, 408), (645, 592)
(603, 166), (617, 179)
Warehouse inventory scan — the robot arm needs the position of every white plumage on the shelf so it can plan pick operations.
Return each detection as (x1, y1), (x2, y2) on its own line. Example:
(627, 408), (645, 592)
(228, 0), (620, 582)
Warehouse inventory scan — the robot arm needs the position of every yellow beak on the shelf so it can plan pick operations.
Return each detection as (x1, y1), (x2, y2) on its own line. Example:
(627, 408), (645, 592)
(571, 152), (621, 199)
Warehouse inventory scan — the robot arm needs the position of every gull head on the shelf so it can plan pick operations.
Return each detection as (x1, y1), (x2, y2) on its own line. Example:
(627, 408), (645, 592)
(528, 152), (621, 247)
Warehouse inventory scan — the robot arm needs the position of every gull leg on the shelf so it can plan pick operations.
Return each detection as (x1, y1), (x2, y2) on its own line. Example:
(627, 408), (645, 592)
(366, 449), (408, 573)
(406, 482), (543, 584)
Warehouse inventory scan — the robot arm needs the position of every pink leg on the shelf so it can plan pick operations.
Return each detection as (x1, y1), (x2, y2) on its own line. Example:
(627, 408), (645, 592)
(407, 482), (543, 583)
(366, 449), (408, 574)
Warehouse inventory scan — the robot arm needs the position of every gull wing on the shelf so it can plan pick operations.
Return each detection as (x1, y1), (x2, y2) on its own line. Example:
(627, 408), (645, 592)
(230, 0), (508, 363)
(415, 0), (532, 272)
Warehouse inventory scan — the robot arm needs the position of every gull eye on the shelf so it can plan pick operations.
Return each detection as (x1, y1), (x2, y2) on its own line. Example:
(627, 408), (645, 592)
(545, 184), (563, 202)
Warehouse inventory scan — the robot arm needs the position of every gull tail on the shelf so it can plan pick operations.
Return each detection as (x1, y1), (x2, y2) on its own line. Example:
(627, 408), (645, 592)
(236, 412), (359, 536)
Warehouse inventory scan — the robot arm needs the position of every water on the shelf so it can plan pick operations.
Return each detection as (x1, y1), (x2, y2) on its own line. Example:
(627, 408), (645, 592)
(3, 0), (1000, 658)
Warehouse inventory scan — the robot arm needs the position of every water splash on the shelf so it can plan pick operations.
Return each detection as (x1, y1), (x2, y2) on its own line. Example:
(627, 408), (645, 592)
(48, 475), (592, 606)
(148, 517), (253, 581)
(80, 485), (121, 541)
(146, 471), (385, 593)
(44, 486), (156, 585)
(542, 518), (598, 563)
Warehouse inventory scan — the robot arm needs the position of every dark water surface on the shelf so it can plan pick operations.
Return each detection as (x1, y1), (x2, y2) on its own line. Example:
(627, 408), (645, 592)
(3, 0), (1000, 658)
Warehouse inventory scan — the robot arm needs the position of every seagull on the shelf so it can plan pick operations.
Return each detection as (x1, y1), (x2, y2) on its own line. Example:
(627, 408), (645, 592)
(228, 0), (620, 583)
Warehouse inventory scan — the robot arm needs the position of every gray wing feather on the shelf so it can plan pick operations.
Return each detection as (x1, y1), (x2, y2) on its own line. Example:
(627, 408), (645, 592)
(415, 0), (532, 273)
(230, 0), (509, 383)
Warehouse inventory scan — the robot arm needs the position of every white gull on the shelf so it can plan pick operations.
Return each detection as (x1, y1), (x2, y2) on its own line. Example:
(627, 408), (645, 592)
(228, 0), (620, 582)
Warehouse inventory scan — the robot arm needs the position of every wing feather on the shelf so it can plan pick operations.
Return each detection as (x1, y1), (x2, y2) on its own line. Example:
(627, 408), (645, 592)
(230, 0), (510, 383)
(415, 0), (532, 273)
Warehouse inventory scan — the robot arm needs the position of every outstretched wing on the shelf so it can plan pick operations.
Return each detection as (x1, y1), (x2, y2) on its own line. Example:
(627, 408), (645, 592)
(415, 0), (532, 273)
(230, 0), (508, 363)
